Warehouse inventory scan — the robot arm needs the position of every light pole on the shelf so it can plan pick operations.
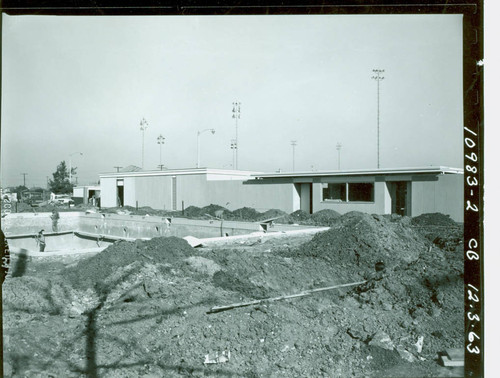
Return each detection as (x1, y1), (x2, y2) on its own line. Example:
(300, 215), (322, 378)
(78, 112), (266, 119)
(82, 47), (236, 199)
(232, 102), (241, 169)
(291, 140), (297, 171)
(196, 129), (215, 168)
(371, 69), (385, 169)
(140, 118), (148, 169)
(230, 139), (237, 169)
(157, 134), (165, 168)
(69, 152), (83, 184)
(336, 142), (342, 170)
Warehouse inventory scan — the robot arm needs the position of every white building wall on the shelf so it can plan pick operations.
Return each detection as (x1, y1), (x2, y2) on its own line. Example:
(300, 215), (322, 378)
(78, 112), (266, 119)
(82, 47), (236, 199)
(123, 177), (136, 207)
(100, 178), (117, 208)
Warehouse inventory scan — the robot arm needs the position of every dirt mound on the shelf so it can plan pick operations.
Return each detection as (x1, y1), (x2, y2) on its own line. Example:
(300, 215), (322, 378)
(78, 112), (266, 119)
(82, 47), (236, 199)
(411, 213), (456, 227)
(63, 237), (194, 293)
(411, 213), (463, 252)
(194, 204), (232, 219)
(231, 207), (261, 221)
(285, 212), (426, 271)
(258, 208), (290, 221)
(290, 209), (311, 223)
(183, 205), (202, 217)
(308, 209), (341, 226)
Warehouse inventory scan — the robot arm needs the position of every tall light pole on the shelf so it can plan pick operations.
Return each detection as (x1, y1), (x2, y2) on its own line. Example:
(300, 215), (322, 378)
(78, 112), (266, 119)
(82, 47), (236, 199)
(196, 128), (215, 168)
(157, 134), (165, 168)
(291, 140), (297, 171)
(336, 142), (342, 170)
(140, 118), (148, 169)
(230, 139), (237, 169)
(372, 69), (385, 169)
(69, 152), (83, 184)
(232, 102), (241, 169)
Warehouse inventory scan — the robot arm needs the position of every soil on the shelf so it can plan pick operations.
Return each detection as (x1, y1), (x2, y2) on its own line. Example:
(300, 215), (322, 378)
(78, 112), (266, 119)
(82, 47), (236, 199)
(2, 211), (464, 377)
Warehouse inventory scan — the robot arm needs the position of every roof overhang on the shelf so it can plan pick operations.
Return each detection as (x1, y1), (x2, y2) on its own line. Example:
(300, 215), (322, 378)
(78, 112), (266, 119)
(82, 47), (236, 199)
(251, 166), (464, 180)
(99, 168), (262, 179)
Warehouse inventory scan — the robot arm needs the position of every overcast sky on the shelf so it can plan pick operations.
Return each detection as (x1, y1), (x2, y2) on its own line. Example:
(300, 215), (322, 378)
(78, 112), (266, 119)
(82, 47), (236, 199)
(1, 14), (463, 188)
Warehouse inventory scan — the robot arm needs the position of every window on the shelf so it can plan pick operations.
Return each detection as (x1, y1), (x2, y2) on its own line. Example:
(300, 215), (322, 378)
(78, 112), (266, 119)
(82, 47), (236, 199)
(322, 183), (346, 201)
(322, 182), (374, 202)
(349, 183), (374, 202)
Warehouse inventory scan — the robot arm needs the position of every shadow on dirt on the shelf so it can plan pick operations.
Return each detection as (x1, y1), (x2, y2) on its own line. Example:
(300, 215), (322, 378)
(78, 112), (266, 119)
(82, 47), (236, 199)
(11, 249), (29, 278)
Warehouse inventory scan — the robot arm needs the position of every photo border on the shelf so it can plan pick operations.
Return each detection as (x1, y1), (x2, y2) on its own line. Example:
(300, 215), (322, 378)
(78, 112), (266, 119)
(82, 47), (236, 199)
(0, 1), (484, 377)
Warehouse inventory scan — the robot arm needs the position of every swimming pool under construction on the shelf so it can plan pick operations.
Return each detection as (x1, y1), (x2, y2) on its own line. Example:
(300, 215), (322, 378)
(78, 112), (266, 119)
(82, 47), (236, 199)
(2, 211), (328, 256)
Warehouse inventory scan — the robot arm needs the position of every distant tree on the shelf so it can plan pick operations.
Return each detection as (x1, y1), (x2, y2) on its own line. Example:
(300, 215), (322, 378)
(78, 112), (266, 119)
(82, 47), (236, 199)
(11, 185), (28, 201)
(48, 161), (77, 194)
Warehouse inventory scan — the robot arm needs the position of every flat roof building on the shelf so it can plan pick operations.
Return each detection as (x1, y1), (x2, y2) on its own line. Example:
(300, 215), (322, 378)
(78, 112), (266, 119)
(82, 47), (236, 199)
(249, 166), (463, 222)
(98, 166), (463, 222)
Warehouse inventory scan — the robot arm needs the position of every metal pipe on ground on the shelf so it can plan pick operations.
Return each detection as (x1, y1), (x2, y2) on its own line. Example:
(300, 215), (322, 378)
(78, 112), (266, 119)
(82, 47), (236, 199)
(207, 280), (367, 314)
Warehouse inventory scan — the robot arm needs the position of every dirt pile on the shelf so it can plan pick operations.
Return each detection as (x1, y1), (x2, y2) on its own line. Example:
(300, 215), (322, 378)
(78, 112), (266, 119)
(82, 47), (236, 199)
(284, 212), (425, 269)
(411, 213), (463, 252)
(411, 213), (457, 227)
(2, 211), (464, 377)
(308, 209), (341, 225)
(62, 237), (195, 293)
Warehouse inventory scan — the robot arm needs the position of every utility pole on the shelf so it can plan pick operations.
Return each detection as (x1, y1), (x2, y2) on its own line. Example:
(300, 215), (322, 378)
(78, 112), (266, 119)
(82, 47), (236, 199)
(291, 140), (297, 171)
(21, 173), (27, 187)
(140, 118), (148, 169)
(157, 134), (165, 167)
(158, 164), (165, 170)
(114, 166), (122, 172)
(232, 102), (241, 169)
(371, 69), (385, 169)
(336, 142), (342, 170)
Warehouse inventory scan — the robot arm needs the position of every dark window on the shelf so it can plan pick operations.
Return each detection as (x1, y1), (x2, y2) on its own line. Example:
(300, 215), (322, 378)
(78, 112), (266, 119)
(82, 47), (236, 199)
(322, 183), (346, 201)
(322, 182), (374, 202)
(348, 183), (374, 202)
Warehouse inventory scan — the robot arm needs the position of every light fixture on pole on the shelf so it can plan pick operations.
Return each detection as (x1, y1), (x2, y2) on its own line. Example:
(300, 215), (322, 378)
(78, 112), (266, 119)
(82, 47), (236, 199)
(69, 152), (83, 184)
(336, 142), (342, 170)
(291, 140), (297, 171)
(371, 69), (385, 169)
(157, 134), (165, 168)
(140, 118), (148, 169)
(232, 102), (241, 169)
(196, 129), (215, 168)
(230, 139), (237, 169)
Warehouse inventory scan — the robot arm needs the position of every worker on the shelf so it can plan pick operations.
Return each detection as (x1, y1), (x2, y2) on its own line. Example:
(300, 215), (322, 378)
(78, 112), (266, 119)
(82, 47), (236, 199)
(51, 209), (60, 232)
(35, 230), (46, 252)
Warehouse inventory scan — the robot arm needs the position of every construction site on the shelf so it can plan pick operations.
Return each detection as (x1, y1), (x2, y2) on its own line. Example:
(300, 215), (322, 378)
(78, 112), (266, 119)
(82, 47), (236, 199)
(1, 204), (464, 377)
